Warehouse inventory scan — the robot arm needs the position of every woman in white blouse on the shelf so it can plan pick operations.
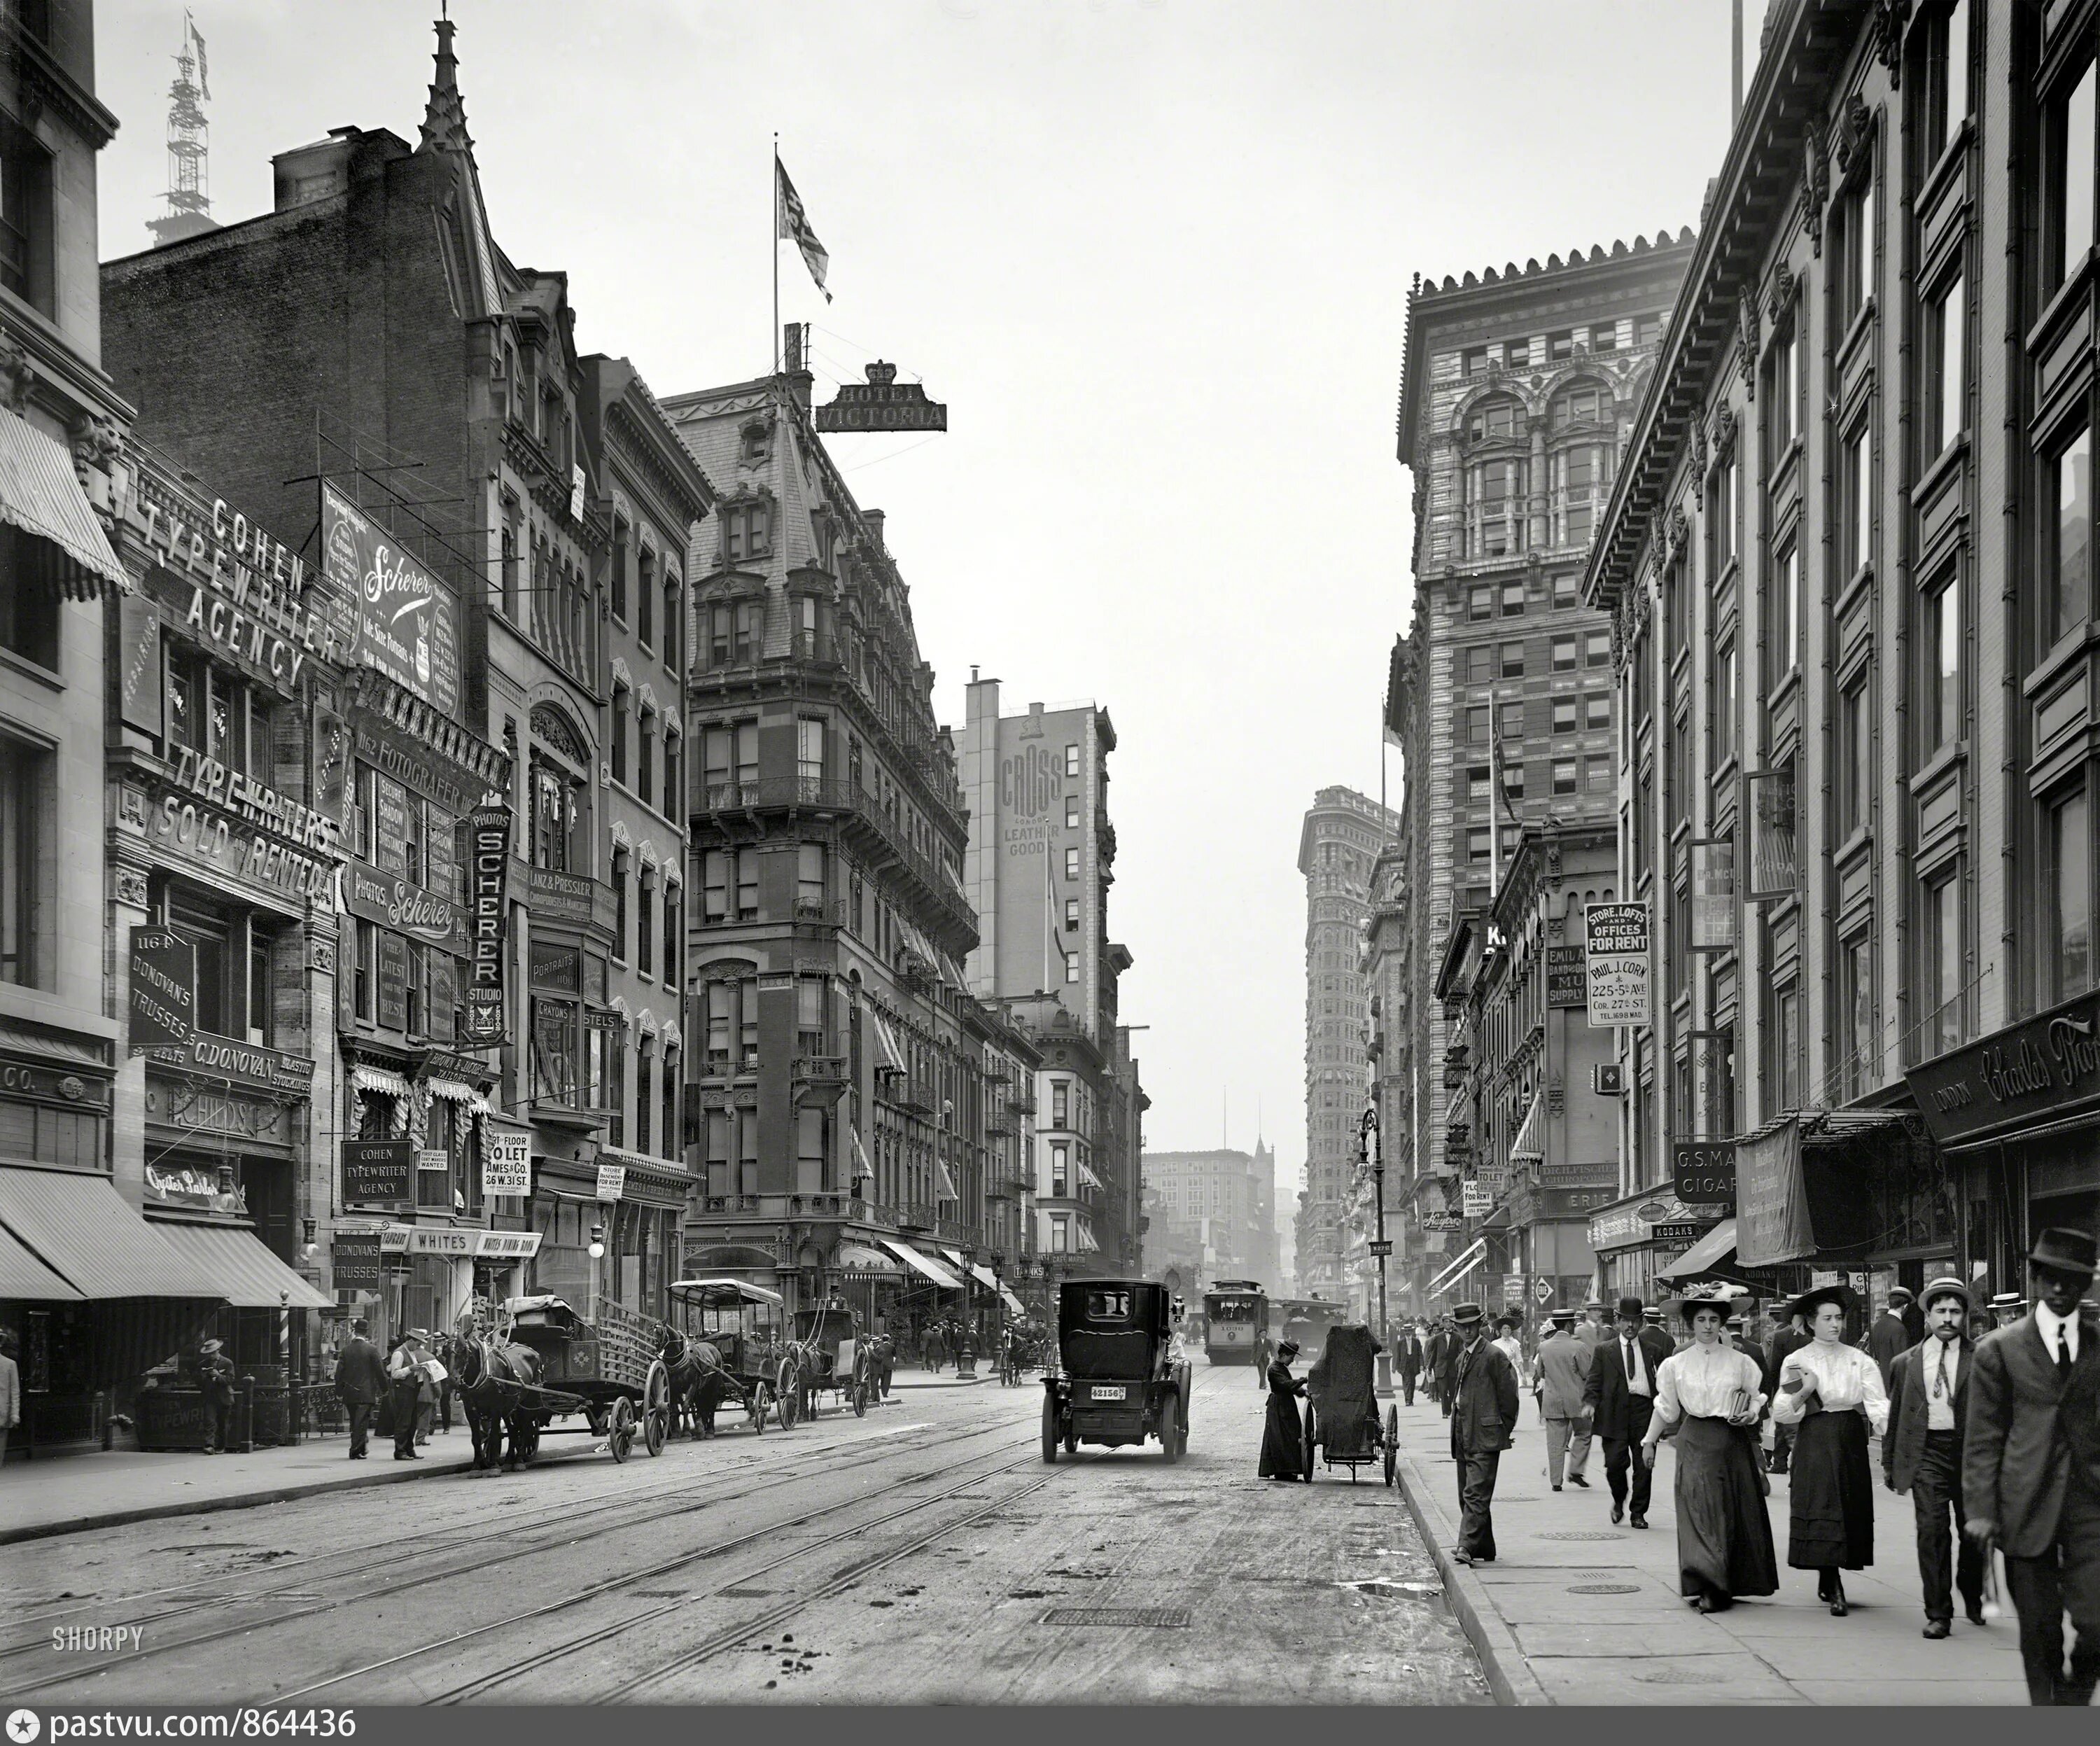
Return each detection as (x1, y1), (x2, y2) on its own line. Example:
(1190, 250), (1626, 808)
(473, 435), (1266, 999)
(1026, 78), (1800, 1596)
(1641, 1297), (1779, 1612)
(1768, 1284), (1890, 1616)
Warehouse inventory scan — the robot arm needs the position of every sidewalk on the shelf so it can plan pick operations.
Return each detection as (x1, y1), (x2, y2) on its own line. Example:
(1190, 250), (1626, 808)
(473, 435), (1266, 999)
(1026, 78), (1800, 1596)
(1385, 1393), (2033, 1705)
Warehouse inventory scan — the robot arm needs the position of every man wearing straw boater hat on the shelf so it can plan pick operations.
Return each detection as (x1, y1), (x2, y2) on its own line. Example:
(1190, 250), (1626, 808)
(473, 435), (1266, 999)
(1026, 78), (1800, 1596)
(1884, 1277), (1985, 1638)
(1447, 1302), (1519, 1565)
(1963, 1227), (2100, 1705)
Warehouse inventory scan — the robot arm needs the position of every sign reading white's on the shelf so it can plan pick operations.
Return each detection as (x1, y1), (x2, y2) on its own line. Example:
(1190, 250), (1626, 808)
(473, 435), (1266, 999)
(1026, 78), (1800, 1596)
(1584, 902), (1651, 1028)
(319, 482), (461, 715)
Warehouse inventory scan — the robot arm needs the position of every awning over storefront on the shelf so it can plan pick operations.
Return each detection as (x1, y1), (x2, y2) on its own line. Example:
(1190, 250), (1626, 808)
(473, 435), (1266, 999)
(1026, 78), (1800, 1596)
(850, 1130), (874, 1185)
(881, 1237), (963, 1289)
(1655, 1219), (1740, 1285)
(0, 1166), (220, 1299)
(0, 1219), (82, 1300)
(1000, 1285), (1028, 1318)
(935, 1159), (959, 1201)
(963, 1261), (1002, 1294)
(351, 1064), (410, 1098)
(152, 1222), (332, 1310)
(1428, 1238), (1488, 1298)
(1508, 1093), (1544, 1164)
(836, 1243), (902, 1275)
(1076, 1227), (1100, 1255)
(0, 408), (125, 597)
(1737, 1112), (1910, 1267)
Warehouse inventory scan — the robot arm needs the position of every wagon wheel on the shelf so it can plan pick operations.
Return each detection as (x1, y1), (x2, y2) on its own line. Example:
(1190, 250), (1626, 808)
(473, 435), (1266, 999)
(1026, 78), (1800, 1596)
(747, 1379), (769, 1434)
(1383, 1406), (1399, 1489)
(643, 1361), (671, 1457)
(853, 1374), (869, 1418)
(608, 1395), (636, 1464)
(776, 1360), (802, 1430)
(1301, 1402), (1319, 1481)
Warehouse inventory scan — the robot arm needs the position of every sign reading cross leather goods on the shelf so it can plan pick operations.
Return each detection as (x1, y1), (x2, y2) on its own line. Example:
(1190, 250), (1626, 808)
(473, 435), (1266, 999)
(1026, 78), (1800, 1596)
(813, 361), (946, 433)
(1584, 902), (1651, 1028)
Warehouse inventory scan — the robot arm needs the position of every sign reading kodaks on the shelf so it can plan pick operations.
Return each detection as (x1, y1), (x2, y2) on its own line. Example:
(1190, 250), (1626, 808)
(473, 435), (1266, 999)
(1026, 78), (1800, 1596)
(1584, 902), (1651, 1028)
(319, 482), (461, 715)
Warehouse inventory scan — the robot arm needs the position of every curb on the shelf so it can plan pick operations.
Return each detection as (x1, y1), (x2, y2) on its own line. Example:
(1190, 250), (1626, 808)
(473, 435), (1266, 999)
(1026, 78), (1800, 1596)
(1390, 1439), (1551, 1707)
(0, 1439), (601, 1549)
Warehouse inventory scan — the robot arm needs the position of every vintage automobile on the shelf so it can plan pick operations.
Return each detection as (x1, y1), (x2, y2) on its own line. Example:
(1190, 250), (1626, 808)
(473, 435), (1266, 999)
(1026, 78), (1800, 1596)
(1040, 1279), (1191, 1463)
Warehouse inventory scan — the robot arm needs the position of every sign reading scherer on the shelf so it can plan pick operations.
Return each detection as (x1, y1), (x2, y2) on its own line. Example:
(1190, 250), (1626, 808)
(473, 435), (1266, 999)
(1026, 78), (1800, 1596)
(1584, 902), (1651, 1028)
(463, 802), (511, 1044)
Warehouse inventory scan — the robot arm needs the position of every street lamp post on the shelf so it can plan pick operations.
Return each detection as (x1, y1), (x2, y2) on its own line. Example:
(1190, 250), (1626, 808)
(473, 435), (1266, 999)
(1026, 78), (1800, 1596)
(1361, 1105), (1391, 1397)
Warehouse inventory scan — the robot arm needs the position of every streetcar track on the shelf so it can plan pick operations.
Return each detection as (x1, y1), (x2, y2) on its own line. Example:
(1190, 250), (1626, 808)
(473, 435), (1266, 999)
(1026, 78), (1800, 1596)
(3, 1395), (1041, 1698)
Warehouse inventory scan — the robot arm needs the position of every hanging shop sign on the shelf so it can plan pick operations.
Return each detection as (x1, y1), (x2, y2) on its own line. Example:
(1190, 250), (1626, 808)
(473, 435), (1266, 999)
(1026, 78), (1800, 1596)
(1903, 984), (2100, 1147)
(463, 804), (512, 1044)
(148, 1033), (316, 1097)
(1460, 1179), (1492, 1217)
(1672, 1140), (1737, 1208)
(128, 926), (195, 1057)
(318, 482), (462, 715)
(1540, 1159), (1618, 1188)
(1584, 902), (1651, 1028)
(1744, 767), (1798, 902)
(118, 593), (164, 734)
(344, 1138), (416, 1205)
(1417, 1213), (1463, 1234)
(1690, 838), (1737, 951)
(481, 1124), (532, 1197)
(475, 1230), (542, 1262)
(1546, 945), (1587, 1009)
(143, 1161), (248, 1216)
(341, 859), (470, 954)
(333, 1230), (382, 1291)
(1735, 1119), (1811, 1267)
(813, 362), (947, 433)
(524, 866), (604, 930)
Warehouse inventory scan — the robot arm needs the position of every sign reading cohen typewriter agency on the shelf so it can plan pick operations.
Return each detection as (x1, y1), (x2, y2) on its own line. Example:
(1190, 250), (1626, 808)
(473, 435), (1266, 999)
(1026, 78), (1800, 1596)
(319, 482), (460, 716)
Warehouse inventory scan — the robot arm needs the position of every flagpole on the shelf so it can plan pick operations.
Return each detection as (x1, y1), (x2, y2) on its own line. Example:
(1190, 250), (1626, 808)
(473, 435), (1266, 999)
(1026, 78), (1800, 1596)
(771, 134), (780, 382)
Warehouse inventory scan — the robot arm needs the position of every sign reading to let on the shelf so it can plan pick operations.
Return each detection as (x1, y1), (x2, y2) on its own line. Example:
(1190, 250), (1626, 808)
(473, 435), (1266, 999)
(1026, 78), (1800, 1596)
(1585, 902), (1651, 1028)
(481, 1124), (532, 1197)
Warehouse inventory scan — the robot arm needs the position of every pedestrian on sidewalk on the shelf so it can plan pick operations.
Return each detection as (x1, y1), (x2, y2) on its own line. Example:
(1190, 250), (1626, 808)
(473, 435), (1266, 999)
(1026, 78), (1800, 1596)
(1448, 1303), (1518, 1565)
(1988, 1291), (2026, 1332)
(1433, 1316), (1461, 1419)
(0, 1329), (19, 1465)
(1868, 1287), (1914, 1389)
(1883, 1277), (1984, 1639)
(1961, 1227), (2100, 1706)
(1764, 1304), (1811, 1475)
(1584, 1296), (1672, 1529)
(1771, 1284), (1889, 1617)
(1394, 1322), (1422, 1406)
(1640, 1297), (1777, 1614)
(332, 1318), (387, 1460)
(189, 1339), (236, 1454)
(1535, 1308), (1592, 1492)
(1421, 1319), (1447, 1409)
(1258, 1338), (1307, 1481)
(386, 1330), (430, 1460)
(1569, 1297), (1607, 1479)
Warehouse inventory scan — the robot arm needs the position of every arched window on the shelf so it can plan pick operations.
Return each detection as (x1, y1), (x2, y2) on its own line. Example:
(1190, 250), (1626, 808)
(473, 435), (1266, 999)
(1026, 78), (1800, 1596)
(1548, 380), (1609, 431)
(1466, 396), (1520, 443)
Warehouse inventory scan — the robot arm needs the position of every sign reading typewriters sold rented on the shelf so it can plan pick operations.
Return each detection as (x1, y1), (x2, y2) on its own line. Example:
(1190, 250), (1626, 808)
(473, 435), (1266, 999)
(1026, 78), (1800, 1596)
(1584, 902), (1651, 1028)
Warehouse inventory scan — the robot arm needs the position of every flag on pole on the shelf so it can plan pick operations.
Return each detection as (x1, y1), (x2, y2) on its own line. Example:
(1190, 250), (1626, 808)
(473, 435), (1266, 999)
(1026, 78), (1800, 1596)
(776, 158), (832, 303)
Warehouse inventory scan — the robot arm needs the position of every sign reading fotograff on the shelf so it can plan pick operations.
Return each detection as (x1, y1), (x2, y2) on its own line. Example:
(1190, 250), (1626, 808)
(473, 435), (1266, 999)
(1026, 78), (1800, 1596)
(1585, 902), (1651, 1028)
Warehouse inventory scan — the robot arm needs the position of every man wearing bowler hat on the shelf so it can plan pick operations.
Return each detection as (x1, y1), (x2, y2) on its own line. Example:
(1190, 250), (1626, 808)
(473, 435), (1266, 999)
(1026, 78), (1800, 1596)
(1447, 1301), (1519, 1565)
(1963, 1227), (2100, 1705)
(1884, 1278), (1985, 1637)
(1584, 1295), (1674, 1528)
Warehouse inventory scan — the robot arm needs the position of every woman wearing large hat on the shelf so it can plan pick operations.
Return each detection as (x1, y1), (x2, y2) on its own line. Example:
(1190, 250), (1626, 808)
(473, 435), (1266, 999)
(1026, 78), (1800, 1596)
(1257, 1338), (1308, 1481)
(1769, 1283), (1889, 1614)
(1640, 1294), (1779, 1612)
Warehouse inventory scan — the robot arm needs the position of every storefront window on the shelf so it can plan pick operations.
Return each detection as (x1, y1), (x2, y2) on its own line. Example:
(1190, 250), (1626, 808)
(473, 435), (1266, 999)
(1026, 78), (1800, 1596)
(0, 734), (48, 990)
(531, 992), (579, 1108)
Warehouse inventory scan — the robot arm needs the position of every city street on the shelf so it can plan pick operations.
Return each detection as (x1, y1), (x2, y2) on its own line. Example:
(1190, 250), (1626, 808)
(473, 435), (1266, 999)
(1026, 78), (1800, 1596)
(0, 1367), (1486, 1706)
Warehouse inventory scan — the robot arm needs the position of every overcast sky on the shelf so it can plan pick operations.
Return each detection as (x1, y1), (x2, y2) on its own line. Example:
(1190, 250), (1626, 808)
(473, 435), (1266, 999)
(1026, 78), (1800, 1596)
(96, 0), (1767, 1207)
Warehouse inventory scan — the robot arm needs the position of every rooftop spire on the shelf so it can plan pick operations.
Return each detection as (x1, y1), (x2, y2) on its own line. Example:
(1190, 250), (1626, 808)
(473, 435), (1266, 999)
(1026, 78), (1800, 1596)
(419, 15), (473, 155)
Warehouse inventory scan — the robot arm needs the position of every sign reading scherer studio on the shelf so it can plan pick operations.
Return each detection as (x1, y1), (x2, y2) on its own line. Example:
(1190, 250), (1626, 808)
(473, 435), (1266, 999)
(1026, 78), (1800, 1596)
(463, 802), (512, 1044)
(319, 482), (461, 716)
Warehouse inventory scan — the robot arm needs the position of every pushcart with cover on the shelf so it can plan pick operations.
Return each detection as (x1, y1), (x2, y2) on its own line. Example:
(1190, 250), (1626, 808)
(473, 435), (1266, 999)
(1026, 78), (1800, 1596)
(1302, 1322), (1399, 1485)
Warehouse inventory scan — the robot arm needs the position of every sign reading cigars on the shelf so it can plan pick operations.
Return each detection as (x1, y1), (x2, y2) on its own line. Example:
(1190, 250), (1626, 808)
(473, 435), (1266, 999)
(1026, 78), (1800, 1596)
(1584, 902), (1651, 1028)
(318, 482), (461, 717)
(463, 804), (512, 1044)
(1671, 1140), (1737, 1208)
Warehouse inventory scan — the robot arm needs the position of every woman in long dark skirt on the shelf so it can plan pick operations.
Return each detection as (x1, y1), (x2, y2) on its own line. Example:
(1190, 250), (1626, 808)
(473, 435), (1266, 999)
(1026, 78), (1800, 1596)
(1258, 1338), (1306, 1480)
(1641, 1298), (1779, 1612)
(1769, 1284), (1889, 1615)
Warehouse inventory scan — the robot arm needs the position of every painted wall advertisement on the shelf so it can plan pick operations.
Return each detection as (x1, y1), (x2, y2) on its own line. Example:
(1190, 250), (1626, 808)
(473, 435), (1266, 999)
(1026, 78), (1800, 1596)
(318, 481), (461, 715)
(993, 711), (1085, 1020)
(1584, 902), (1651, 1028)
(463, 804), (512, 1044)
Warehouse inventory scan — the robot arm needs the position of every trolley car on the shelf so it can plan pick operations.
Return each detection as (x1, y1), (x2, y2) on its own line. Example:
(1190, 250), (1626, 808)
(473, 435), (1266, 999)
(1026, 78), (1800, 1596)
(1201, 1280), (1270, 1365)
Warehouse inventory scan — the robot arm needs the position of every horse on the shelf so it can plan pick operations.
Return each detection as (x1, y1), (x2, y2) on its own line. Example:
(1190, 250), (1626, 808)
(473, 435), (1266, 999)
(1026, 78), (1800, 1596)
(656, 1326), (734, 1437)
(451, 1329), (543, 1471)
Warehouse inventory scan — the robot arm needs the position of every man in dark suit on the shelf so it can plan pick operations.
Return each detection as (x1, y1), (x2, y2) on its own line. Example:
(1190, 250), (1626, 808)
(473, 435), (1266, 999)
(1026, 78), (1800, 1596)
(1868, 1287), (1915, 1388)
(1963, 1227), (2100, 1706)
(1764, 1304), (1812, 1474)
(188, 1339), (236, 1454)
(1884, 1278), (1984, 1637)
(1583, 1294), (1672, 1528)
(1394, 1322), (1424, 1406)
(1432, 1317), (1461, 1418)
(1447, 1301), (1519, 1565)
(332, 1318), (388, 1460)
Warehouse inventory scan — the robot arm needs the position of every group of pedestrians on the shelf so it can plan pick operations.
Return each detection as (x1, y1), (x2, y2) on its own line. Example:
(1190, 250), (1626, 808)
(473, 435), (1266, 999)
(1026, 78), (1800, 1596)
(1405, 1226), (2099, 1707)
(330, 1321), (448, 1461)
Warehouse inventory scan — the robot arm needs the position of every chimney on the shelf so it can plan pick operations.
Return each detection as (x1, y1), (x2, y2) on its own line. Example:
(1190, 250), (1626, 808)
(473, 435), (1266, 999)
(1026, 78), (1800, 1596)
(783, 322), (813, 411)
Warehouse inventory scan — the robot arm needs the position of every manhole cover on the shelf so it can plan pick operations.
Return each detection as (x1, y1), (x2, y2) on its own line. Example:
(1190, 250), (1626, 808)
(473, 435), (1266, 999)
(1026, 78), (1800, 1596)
(1567, 1583), (1641, 1594)
(1539, 1530), (1626, 1541)
(1042, 1607), (1191, 1629)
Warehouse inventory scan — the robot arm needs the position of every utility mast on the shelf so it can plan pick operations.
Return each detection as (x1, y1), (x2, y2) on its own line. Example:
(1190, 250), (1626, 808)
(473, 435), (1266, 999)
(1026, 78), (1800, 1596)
(147, 12), (218, 247)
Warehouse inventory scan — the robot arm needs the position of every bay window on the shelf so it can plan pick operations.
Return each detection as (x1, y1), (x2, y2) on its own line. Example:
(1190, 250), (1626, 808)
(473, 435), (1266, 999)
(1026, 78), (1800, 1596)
(2047, 58), (2096, 296)
(2045, 425), (2092, 655)
(2043, 783), (2094, 1005)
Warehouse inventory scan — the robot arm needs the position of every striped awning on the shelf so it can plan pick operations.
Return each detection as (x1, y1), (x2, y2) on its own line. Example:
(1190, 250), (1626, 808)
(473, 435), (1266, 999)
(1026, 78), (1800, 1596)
(0, 1218), (81, 1300)
(935, 1159), (959, 1201)
(1508, 1092), (1544, 1164)
(150, 1221), (332, 1310)
(1428, 1238), (1488, 1299)
(850, 1129), (874, 1183)
(1000, 1285), (1027, 1318)
(835, 1243), (902, 1276)
(425, 1077), (477, 1104)
(0, 408), (125, 597)
(351, 1065), (410, 1098)
(0, 1166), (220, 1299)
(869, 1013), (907, 1076)
(881, 1236), (962, 1290)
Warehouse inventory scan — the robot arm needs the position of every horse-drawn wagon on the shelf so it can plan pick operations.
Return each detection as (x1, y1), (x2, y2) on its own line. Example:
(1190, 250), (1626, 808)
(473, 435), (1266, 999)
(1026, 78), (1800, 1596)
(662, 1278), (788, 1434)
(780, 1302), (881, 1421)
(455, 1294), (672, 1468)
